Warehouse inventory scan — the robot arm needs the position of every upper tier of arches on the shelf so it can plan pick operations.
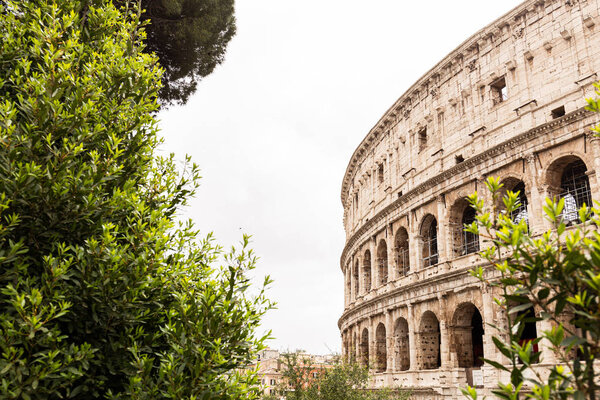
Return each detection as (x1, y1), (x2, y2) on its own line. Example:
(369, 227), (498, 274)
(341, 0), (600, 239)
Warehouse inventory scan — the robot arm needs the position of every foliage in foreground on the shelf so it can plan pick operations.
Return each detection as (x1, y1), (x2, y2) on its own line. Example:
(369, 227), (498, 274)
(270, 353), (410, 400)
(462, 176), (600, 400)
(0, 1), (271, 398)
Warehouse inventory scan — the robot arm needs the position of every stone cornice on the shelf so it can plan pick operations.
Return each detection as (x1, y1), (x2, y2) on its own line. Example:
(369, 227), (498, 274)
(341, 0), (563, 206)
(340, 107), (593, 269)
(338, 260), (491, 329)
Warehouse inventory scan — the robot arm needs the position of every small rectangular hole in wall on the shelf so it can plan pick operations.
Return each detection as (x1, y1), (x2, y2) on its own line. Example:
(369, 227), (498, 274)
(418, 128), (427, 152)
(397, 191), (403, 198)
(491, 76), (507, 105)
(455, 154), (465, 164)
(378, 163), (384, 183)
(551, 105), (565, 119)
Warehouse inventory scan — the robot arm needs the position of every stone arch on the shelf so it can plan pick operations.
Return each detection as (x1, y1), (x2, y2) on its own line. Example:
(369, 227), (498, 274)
(500, 177), (529, 226)
(375, 323), (387, 372)
(545, 155), (592, 224)
(362, 249), (371, 293)
(360, 328), (369, 367)
(418, 310), (441, 370)
(449, 198), (480, 257)
(394, 227), (410, 276)
(452, 302), (484, 368)
(353, 258), (359, 299)
(394, 317), (410, 371)
(420, 214), (439, 267)
(377, 239), (388, 285)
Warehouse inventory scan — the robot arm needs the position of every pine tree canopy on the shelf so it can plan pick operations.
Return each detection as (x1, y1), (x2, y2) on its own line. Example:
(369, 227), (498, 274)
(140, 0), (236, 106)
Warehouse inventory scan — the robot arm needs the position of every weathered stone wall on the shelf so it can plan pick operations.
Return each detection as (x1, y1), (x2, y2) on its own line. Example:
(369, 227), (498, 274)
(338, 0), (600, 397)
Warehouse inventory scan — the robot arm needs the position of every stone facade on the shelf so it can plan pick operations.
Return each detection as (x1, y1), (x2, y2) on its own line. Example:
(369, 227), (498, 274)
(338, 0), (600, 398)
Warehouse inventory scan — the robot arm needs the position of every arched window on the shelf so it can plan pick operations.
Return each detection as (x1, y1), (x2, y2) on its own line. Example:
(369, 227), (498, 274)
(377, 240), (388, 285)
(511, 181), (529, 226)
(395, 227), (410, 276)
(394, 318), (410, 371)
(451, 199), (480, 257)
(375, 323), (387, 372)
(560, 159), (592, 224)
(363, 250), (372, 293)
(461, 207), (480, 255)
(421, 216), (438, 267)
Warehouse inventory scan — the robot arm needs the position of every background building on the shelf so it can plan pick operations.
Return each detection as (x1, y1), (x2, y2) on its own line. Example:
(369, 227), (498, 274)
(338, 0), (600, 398)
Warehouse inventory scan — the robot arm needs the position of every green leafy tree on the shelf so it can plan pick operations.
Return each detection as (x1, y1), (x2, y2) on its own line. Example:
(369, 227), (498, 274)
(463, 85), (600, 400)
(139, 0), (236, 106)
(0, 1), (270, 399)
(275, 353), (409, 400)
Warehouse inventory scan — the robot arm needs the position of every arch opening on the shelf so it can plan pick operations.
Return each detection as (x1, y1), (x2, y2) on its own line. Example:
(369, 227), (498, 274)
(353, 259), (359, 299)
(450, 199), (480, 257)
(363, 250), (372, 293)
(421, 215), (439, 267)
(394, 317), (410, 371)
(377, 239), (388, 285)
(375, 323), (387, 372)
(395, 227), (410, 276)
(360, 328), (370, 367)
(418, 311), (441, 370)
(452, 303), (484, 368)
(559, 159), (592, 224)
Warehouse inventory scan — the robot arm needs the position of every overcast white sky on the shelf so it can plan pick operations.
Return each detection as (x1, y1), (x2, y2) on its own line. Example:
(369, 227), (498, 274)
(157, 0), (524, 355)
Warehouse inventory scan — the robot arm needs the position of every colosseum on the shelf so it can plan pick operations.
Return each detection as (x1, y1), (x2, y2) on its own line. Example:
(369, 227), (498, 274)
(338, 0), (600, 398)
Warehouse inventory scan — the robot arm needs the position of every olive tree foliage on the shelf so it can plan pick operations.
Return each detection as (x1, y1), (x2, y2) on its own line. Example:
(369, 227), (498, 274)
(272, 353), (410, 400)
(0, 1), (271, 399)
(462, 87), (600, 400)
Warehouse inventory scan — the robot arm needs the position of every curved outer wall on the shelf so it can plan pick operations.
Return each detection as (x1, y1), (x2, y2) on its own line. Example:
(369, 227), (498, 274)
(339, 0), (600, 398)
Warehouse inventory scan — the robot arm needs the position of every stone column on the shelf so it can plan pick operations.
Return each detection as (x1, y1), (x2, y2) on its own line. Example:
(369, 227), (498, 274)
(357, 254), (363, 296)
(370, 236), (378, 290)
(409, 214), (421, 274)
(386, 310), (394, 372)
(438, 294), (451, 369)
(525, 153), (547, 235)
(481, 284), (497, 363)
(588, 136), (600, 199)
(349, 258), (354, 303)
(387, 223), (395, 281)
(370, 316), (377, 371)
(407, 304), (418, 370)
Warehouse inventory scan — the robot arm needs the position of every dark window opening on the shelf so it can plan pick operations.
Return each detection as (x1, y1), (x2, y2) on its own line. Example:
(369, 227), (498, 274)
(455, 154), (465, 164)
(560, 160), (592, 224)
(378, 163), (384, 183)
(491, 77), (508, 105)
(551, 105), (565, 119)
(418, 128), (427, 152)
(461, 207), (480, 255)
(511, 182), (529, 227)
(423, 219), (438, 267)
(471, 311), (484, 367)
(397, 191), (403, 198)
